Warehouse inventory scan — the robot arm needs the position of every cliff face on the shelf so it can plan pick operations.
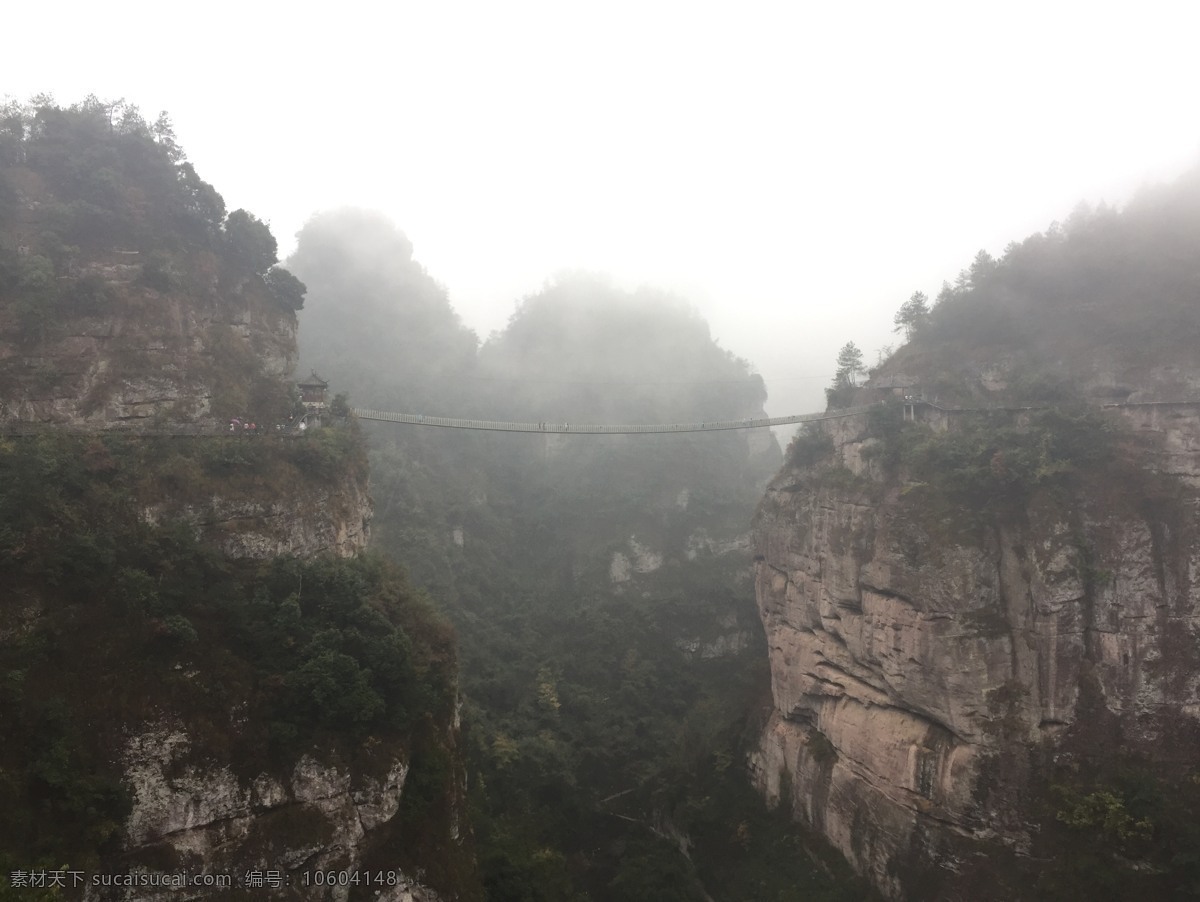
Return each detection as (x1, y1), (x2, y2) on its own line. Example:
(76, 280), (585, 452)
(751, 399), (1200, 897)
(0, 114), (296, 428)
(1, 125), (367, 560)
(103, 725), (446, 902)
(0, 103), (478, 901)
(138, 439), (373, 560)
(0, 253), (296, 425)
(0, 430), (474, 902)
(73, 699), (470, 901)
(747, 175), (1200, 899)
(751, 389), (1200, 897)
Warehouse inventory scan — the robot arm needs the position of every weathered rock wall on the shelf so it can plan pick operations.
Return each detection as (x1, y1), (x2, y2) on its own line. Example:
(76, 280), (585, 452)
(141, 464), (372, 560)
(0, 255), (297, 426)
(750, 401), (1200, 898)
(88, 723), (451, 902)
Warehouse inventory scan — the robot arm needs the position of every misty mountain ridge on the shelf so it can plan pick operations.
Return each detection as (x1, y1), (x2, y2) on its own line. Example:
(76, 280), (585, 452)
(3, 93), (1199, 902)
(868, 162), (1200, 408)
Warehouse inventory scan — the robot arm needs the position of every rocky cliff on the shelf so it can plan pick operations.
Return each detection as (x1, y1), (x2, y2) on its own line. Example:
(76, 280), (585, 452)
(0, 252), (297, 426)
(0, 101), (478, 901)
(136, 431), (374, 560)
(0, 172), (296, 428)
(0, 433), (474, 902)
(750, 182), (1200, 899)
(102, 725), (446, 902)
(751, 396), (1200, 899)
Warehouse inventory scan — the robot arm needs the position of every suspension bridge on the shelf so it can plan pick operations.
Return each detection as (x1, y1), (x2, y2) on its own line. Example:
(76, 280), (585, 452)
(349, 405), (878, 434)
(351, 397), (1200, 435)
(1, 399), (1190, 438)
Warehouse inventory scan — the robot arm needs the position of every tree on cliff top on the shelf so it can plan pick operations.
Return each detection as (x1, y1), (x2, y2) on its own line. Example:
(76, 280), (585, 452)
(0, 97), (229, 250)
(825, 341), (865, 409)
(835, 341), (865, 382)
(893, 291), (930, 339)
(264, 265), (306, 310)
(224, 209), (278, 274)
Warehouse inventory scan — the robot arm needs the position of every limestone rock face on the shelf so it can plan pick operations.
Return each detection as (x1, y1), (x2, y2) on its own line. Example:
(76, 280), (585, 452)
(750, 401), (1200, 898)
(1113, 401), (1200, 486)
(609, 535), (665, 585)
(94, 724), (443, 902)
(141, 469), (372, 560)
(0, 256), (297, 428)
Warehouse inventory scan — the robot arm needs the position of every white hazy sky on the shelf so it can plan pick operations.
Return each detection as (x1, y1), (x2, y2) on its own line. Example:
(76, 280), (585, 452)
(7, 0), (1199, 419)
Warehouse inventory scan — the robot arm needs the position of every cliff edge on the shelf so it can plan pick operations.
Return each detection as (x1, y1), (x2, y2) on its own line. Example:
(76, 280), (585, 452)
(750, 172), (1200, 899)
(0, 99), (478, 900)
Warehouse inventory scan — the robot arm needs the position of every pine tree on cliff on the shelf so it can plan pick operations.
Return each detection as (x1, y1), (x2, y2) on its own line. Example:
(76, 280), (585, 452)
(826, 341), (865, 409)
(893, 291), (930, 339)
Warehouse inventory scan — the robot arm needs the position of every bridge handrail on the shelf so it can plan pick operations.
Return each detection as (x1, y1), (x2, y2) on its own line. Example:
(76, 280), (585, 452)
(2, 398), (1193, 439)
(351, 397), (1200, 434)
(350, 406), (878, 434)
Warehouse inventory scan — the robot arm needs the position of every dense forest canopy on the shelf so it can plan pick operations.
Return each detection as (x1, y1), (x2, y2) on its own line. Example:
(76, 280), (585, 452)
(866, 163), (1200, 407)
(0, 97), (305, 317)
